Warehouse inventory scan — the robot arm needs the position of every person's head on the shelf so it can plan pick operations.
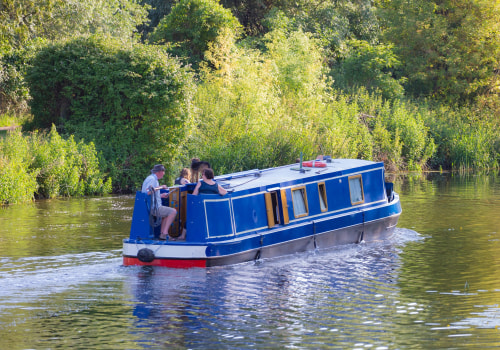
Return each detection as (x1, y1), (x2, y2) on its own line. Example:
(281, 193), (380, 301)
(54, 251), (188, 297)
(151, 164), (166, 179)
(179, 168), (190, 178)
(202, 168), (214, 180)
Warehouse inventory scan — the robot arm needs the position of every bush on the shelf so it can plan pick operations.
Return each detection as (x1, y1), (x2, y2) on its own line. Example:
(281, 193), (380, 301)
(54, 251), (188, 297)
(0, 127), (111, 204)
(0, 131), (39, 204)
(187, 29), (383, 173)
(149, 0), (242, 68)
(25, 35), (195, 191)
(30, 126), (112, 198)
(377, 100), (435, 170)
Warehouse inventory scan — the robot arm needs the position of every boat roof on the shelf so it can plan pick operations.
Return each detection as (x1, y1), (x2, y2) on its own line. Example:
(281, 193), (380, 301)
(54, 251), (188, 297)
(214, 158), (384, 193)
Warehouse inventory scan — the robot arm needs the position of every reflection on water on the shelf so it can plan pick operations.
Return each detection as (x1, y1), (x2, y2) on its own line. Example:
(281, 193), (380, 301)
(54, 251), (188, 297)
(0, 173), (499, 349)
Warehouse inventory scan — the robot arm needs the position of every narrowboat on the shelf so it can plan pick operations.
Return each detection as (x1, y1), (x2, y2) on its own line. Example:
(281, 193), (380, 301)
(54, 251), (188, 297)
(123, 157), (402, 268)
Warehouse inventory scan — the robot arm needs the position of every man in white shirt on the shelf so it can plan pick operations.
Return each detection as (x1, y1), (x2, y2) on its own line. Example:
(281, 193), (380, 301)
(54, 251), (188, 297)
(142, 164), (177, 240)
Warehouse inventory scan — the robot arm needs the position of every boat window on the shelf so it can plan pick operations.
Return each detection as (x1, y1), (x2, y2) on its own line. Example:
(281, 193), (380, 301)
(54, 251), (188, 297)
(348, 175), (364, 205)
(291, 186), (308, 217)
(318, 182), (327, 212)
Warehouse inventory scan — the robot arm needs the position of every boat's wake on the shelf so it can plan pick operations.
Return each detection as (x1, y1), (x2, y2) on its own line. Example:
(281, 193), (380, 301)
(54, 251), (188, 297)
(0, 250), (124, 312)
(390, 227), (425, 244)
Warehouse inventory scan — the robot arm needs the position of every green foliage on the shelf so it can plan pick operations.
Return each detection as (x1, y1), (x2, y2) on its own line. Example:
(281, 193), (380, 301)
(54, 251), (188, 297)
(138, 0), (176, 40)
(422, 104), (499, 170)
(1, 0), (498, 203)
(0, 0), (148, 52)
(0, 127), (111, 204)
(377, 100), (435, 170)
(261, 1), (381, 63)
(30, 126), (112, 198)
(149, 0), (242, 68)
(25, 35), (196, 191)
(1, 0), (149, 121)
(264, 28), (326, 95)
(187, 28), (325, 173)
(187, 27), (437, 174)
(378, 0), (500, 105)
(220, 0), (273, 35)
(0, 130), (39, 204)
(0, 39), (47, 117)
(332, 39), (406, 100)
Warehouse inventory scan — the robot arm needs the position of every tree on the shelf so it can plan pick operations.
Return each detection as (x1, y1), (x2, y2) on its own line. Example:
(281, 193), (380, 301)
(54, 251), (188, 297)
(149, 0), (242, 68)
(220, 0), (274, 35)
(261, 0), (381, 67)
(332, 39), (406, 100)
(137, 0), (176, 40)
(25, 35), (196, 191)
(378, 0), (500, 105)
(0, 0), (149, 118)
(0, 0), (148, 51)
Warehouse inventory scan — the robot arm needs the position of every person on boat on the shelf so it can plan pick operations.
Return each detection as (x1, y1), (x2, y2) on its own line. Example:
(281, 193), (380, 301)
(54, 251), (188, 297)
(192, 168), (228, 196)
(174, 168), (190, 185)
(142, 164), (177, 240)
(189, 158), (211, 183)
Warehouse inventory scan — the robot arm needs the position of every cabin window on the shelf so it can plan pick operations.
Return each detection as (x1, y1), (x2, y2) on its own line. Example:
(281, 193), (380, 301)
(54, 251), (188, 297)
(291, 186), (308, 217)
(348, 175), (364, 205)
(318, 182), (327, 212)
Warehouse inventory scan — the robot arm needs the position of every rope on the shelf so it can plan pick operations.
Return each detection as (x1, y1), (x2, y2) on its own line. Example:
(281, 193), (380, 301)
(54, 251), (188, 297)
(149, 186), (162, 228)
(225, 174), (260, 189)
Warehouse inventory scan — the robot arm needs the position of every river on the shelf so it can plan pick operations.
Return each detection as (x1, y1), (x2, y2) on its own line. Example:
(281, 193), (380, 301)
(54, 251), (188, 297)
(0, 172), (499, 349)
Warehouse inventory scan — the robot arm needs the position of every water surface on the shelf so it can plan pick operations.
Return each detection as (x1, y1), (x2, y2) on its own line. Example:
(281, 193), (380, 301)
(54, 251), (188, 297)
(0, 173), (499, 349)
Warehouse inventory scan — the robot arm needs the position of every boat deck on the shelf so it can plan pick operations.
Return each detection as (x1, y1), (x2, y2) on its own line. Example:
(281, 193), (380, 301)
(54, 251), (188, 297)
(214, 159), (381, 192)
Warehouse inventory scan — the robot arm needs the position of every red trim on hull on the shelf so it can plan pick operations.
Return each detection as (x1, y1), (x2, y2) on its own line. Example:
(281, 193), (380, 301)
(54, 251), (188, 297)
(123, 256), (207, 268)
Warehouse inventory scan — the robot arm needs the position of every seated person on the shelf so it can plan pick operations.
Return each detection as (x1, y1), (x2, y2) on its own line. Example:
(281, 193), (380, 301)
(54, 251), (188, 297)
(192, 168), (227, 196)
(142, 164), (177, 240)
(174, 168), (190, 185)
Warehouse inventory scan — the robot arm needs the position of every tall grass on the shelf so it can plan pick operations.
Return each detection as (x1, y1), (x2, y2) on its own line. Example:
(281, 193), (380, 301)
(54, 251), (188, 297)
(421, 103), (499, 171)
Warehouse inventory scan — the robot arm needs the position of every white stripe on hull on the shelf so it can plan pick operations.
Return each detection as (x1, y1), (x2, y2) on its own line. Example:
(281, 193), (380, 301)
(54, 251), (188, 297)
(123, 243), (208, 259)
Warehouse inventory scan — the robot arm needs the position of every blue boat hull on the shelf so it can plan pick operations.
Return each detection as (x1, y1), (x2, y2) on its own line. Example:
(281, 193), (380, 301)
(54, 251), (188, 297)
(123, 193), (401, 268)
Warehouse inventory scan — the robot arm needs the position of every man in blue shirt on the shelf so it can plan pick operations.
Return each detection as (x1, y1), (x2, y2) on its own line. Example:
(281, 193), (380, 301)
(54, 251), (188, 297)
(142, 164), (177, 240)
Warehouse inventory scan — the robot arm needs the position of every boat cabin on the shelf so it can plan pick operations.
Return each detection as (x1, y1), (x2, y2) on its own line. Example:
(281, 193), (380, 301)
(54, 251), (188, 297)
(129, 159), (396, 244)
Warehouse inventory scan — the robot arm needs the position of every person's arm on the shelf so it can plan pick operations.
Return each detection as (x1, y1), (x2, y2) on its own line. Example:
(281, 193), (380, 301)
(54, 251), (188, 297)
(192, 182), (201, 195)
(160, 186), (169, 198)
(147, 185), (167, 195)
(181, 178), (189, 185)
(218, 185), (227, 196)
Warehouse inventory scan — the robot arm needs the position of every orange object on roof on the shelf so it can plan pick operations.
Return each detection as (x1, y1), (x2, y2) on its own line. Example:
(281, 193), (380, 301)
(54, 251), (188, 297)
(302, 160), (327, 168)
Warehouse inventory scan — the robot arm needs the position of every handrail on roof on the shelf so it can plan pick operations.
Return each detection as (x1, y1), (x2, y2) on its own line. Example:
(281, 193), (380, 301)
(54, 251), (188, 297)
(215, 169), (261, 181)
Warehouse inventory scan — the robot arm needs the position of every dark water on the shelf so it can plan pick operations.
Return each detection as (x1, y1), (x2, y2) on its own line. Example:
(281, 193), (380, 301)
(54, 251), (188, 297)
(0, 173), (499, 349)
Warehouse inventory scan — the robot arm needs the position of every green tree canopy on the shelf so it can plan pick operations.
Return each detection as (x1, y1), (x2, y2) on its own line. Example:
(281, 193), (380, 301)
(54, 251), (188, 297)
(378, 0), (500, 105)
(25, 35), (196, 191)
(149, 0), (242, 68)
(138, 0), (176, 40)
(0, 0), (148, 52)
(332, 39), (406, 100)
